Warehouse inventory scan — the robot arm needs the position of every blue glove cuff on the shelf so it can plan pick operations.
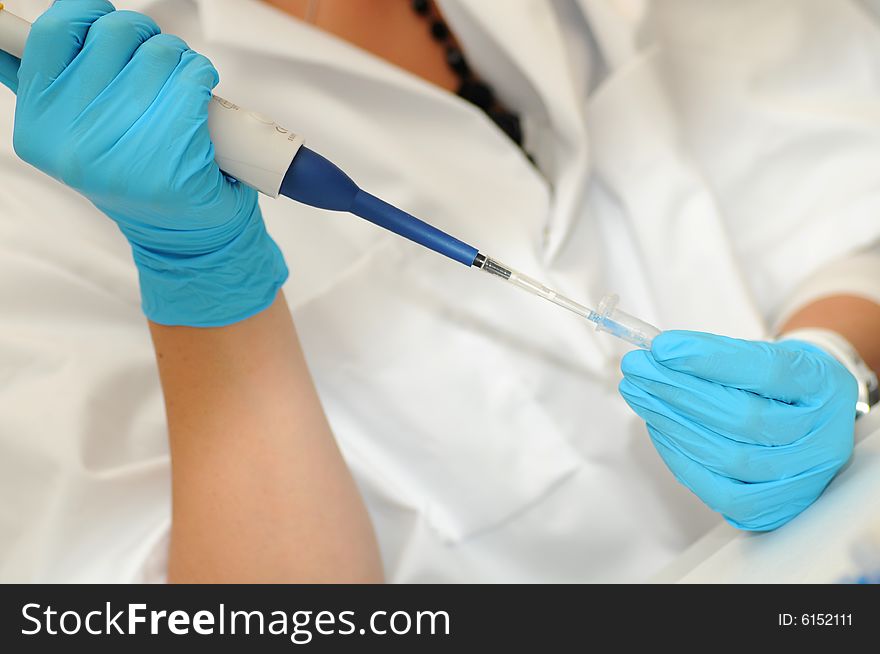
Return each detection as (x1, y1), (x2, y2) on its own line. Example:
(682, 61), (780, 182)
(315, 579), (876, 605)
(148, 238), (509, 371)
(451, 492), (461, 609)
(128, 203), (289, 327)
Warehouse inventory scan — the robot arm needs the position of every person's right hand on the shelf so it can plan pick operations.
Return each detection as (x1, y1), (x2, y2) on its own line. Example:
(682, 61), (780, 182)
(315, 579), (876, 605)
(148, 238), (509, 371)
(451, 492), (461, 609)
(0, 30), (19, 92)
(1, 0), (287, 326)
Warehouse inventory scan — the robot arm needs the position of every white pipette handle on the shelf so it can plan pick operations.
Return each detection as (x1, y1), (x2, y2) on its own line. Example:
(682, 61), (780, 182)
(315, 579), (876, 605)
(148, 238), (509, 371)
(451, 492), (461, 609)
(0, 4), (304, 197)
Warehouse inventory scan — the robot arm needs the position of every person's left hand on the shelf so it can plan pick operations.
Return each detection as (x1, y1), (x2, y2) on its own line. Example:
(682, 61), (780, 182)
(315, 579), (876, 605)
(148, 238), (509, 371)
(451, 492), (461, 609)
(619, 331), (858, 531)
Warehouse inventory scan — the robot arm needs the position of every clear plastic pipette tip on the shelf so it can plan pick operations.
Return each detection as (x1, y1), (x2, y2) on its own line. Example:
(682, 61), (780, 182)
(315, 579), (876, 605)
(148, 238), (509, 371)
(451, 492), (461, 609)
(473, 254), (660, 350)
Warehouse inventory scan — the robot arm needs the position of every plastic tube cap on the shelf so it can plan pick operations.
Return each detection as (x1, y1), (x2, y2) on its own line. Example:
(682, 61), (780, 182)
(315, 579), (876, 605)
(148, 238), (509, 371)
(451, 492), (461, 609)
(595, 294), (661, 350)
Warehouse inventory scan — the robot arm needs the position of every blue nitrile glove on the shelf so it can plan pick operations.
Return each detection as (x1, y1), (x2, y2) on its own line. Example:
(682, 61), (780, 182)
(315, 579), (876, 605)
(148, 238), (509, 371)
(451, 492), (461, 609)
(0, 44), (18, 92)
(619, 331), (858, 531)
(0, 1), (287, 326)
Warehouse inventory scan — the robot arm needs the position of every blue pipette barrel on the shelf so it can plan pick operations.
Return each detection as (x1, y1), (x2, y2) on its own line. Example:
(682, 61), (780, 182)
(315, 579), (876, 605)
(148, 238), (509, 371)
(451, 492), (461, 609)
(279, 147), (479, 266)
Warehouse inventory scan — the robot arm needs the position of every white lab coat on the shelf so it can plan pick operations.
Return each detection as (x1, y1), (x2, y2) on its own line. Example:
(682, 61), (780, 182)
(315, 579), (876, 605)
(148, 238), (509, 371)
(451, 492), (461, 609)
(2, 0), (880, 582)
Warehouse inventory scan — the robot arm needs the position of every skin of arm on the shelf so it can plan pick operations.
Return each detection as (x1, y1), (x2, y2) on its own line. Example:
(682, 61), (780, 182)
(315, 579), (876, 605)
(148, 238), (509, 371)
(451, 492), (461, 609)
(779, 294), (880, 377)
(150, 293), (383, 583)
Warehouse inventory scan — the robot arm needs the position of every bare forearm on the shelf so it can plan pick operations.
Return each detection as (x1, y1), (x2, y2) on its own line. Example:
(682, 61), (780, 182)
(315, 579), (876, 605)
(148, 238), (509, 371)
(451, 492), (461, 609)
(149, 294), (383, 583)
(779, 294), (880, 376)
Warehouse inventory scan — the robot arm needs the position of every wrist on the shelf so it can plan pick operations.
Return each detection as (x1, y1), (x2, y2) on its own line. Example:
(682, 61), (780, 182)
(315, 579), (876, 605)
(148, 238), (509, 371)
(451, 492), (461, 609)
(128, 202), (289, 327)
(778, 328), (879, 418)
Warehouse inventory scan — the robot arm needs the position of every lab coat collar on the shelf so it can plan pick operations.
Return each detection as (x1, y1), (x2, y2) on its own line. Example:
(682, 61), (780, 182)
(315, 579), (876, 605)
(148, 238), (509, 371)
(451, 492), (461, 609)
(193, 0), (589, 262)
(440, 0), (586, 141)
(192, 0), (583, 129)
(439, 1), (593, 262)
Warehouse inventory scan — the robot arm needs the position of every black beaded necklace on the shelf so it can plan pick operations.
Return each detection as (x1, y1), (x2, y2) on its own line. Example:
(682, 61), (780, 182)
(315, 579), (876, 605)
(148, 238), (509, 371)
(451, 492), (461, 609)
(410, 0), (525, 150)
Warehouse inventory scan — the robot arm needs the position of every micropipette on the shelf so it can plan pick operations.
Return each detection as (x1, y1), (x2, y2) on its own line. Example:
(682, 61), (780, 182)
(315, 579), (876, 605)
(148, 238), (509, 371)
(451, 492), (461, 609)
(280, 149), (661, 348)
(0, 4), (661, 348)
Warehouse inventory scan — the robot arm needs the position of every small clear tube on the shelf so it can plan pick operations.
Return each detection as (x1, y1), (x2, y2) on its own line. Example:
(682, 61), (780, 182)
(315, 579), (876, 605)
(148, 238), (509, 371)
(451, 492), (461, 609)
(474, 254), (660, 349)
(593, 293), (660, 350)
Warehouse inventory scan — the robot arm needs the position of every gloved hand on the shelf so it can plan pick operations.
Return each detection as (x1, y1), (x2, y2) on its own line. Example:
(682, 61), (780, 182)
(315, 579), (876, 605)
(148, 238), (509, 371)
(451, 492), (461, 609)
(619, 330), (858, 531)
(0, 40), (18, 92)
(0, 0), (287, 326)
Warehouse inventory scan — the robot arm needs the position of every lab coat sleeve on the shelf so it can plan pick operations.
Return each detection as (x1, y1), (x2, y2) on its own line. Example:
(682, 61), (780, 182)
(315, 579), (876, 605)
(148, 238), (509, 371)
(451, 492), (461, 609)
(771, 243), (880, 332)
(646, 0), (880, 326)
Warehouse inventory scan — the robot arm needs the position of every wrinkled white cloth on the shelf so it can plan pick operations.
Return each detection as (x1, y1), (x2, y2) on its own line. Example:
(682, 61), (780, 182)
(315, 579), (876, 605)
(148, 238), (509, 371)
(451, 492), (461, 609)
(2, 0), (880, 582)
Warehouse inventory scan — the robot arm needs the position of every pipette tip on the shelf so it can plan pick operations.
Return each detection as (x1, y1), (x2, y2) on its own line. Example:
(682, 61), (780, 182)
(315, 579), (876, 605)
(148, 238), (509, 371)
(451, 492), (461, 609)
(473, 252), (660, 349)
